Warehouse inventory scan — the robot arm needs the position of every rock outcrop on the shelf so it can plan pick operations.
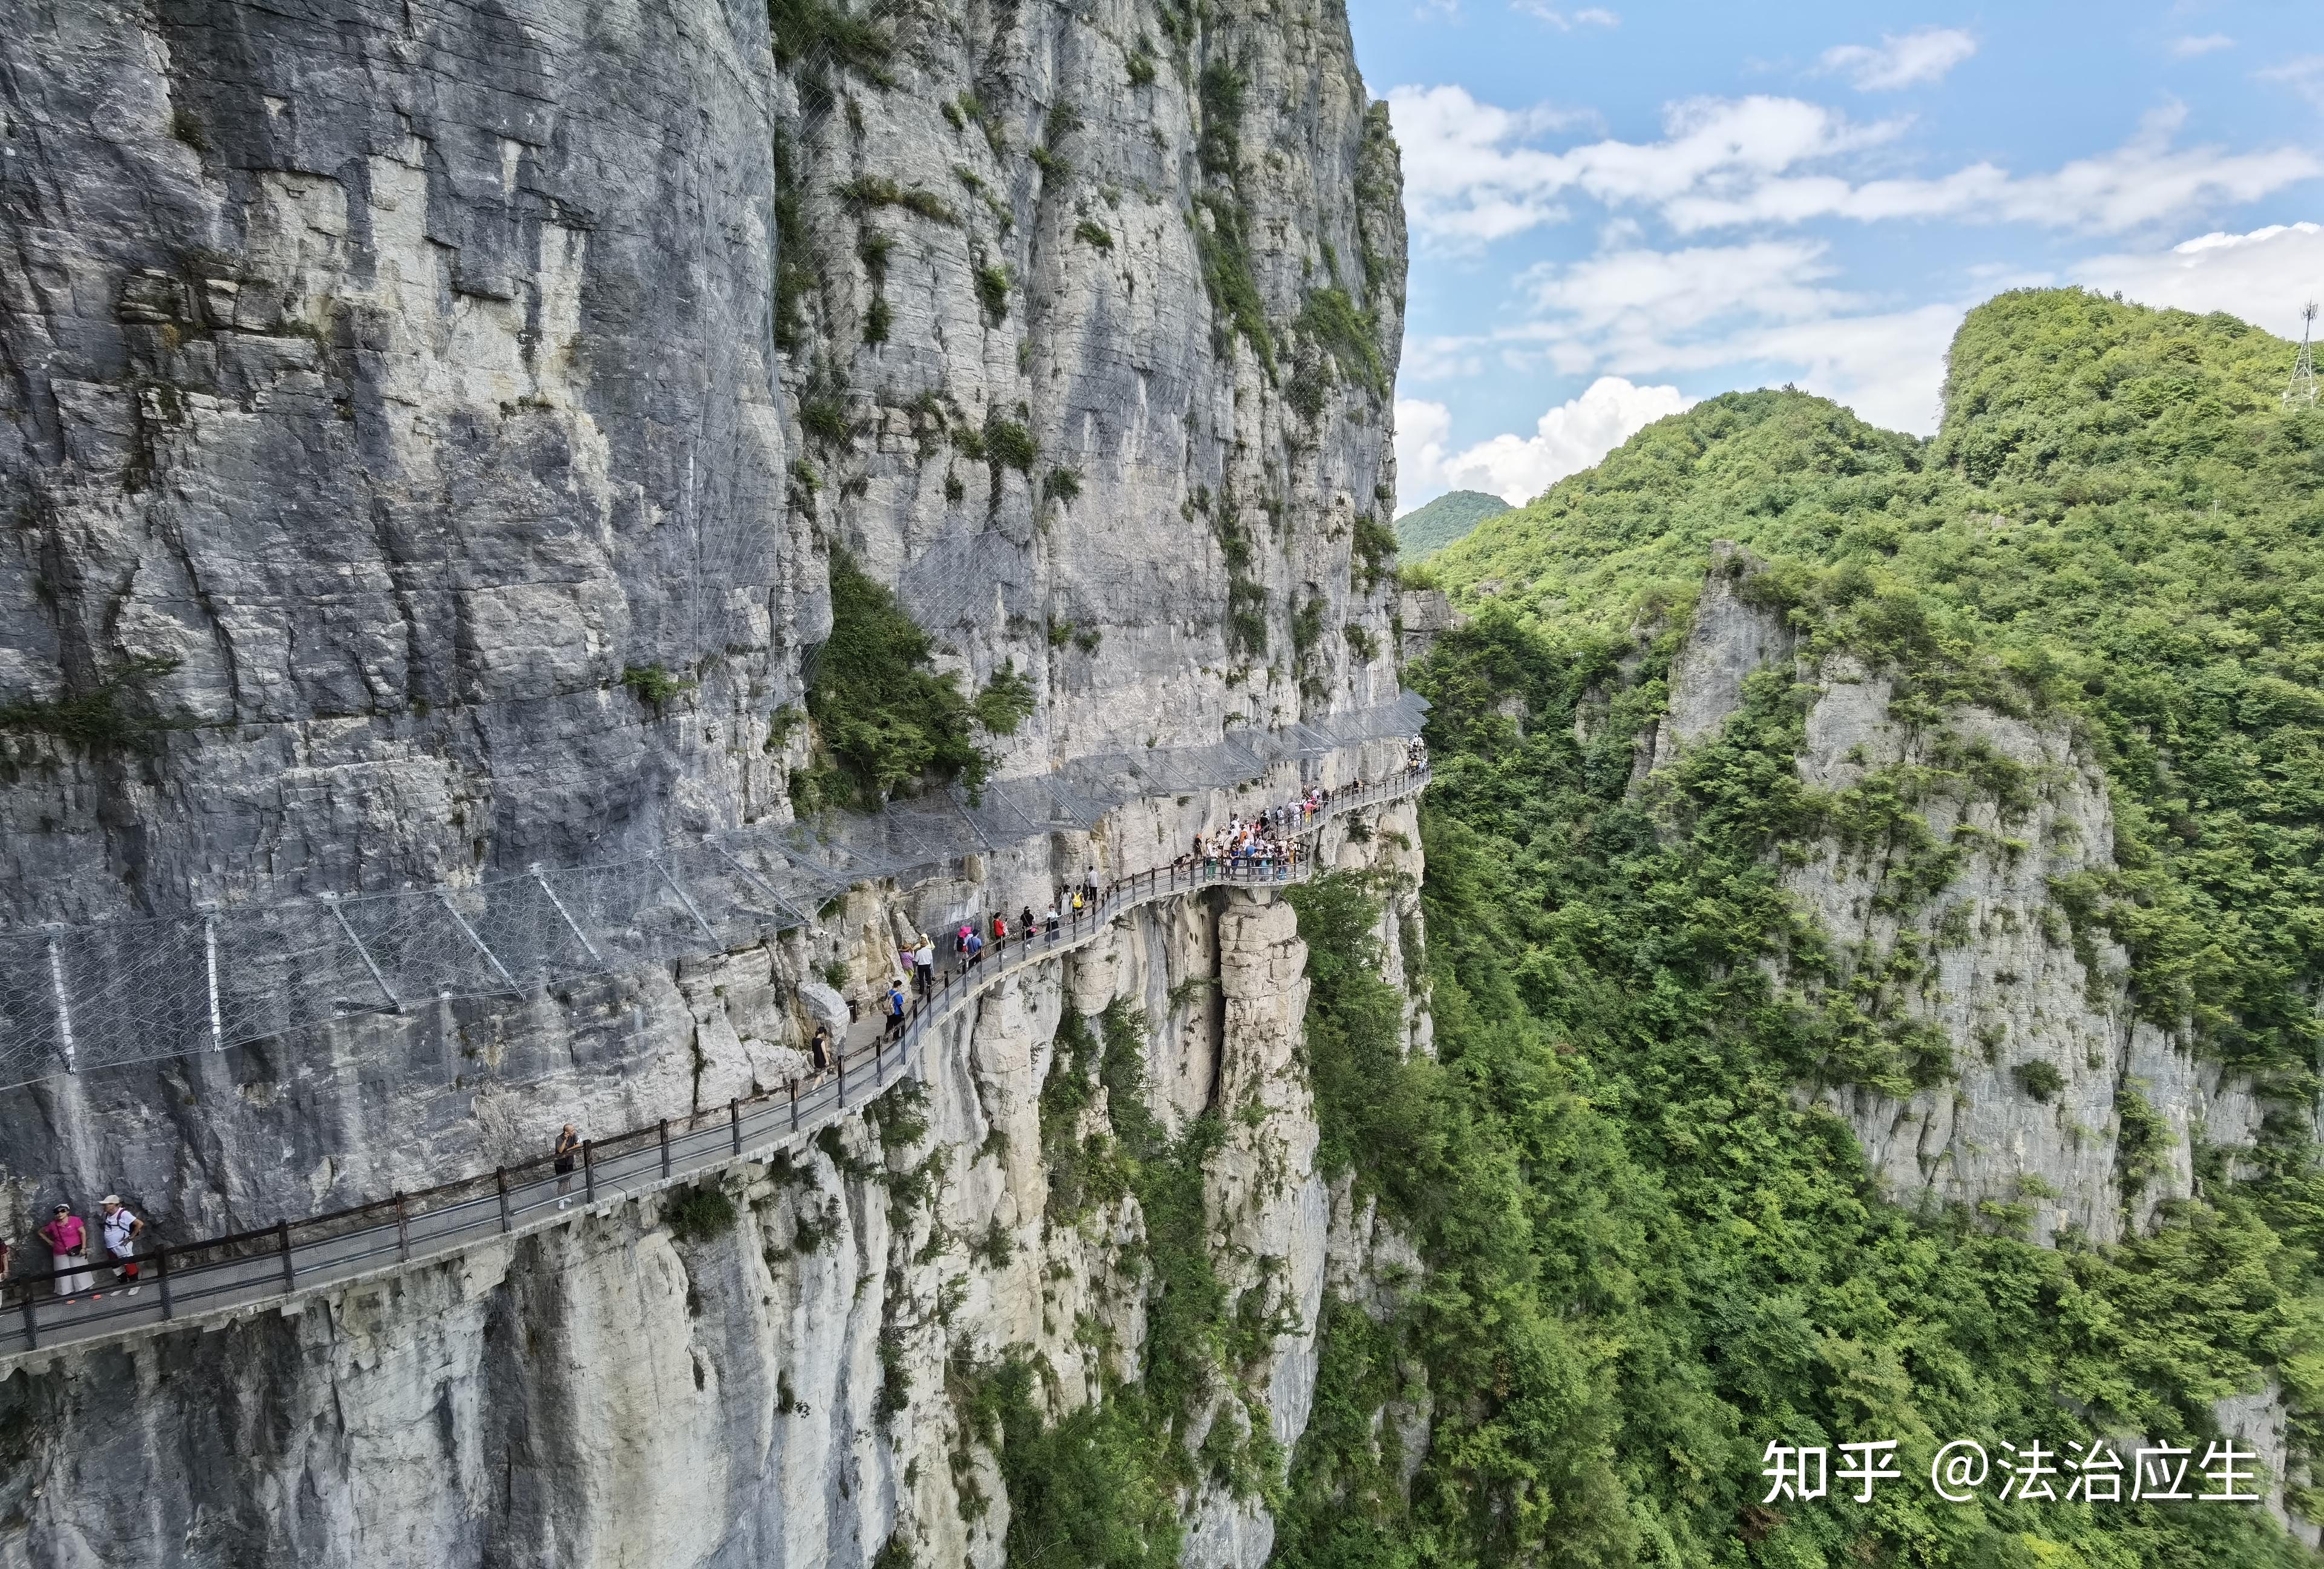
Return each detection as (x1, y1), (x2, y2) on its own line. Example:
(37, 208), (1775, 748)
(1643, 547), (2258, 1246)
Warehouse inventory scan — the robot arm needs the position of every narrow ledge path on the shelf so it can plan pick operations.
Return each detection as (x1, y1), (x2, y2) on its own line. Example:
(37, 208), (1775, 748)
(0, 766), (1428, 1373)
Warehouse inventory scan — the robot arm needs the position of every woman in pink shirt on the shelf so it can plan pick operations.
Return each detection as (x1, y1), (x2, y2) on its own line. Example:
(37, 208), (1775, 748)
(39, 1205), (91, 1298)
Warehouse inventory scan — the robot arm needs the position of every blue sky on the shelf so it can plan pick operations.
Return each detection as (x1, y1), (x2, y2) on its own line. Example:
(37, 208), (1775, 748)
(1348, 1), (2324, 510)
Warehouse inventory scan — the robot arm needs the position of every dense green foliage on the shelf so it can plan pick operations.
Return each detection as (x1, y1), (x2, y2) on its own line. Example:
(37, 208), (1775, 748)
(1439, 289), (2324, 1084)
(1260, 292), (2324, 1567)
(1196, 193), (1275, 378)
(663, 1184), (737, 1244)
(795, 552), (1027, 810)
(767, 0), (893, 77)
(960, 1002), (1285, 1565)
(837, 175), (960, 226)
(0, 655), (180, 748)
(1395, 488), (1511, 561)
(1296, 286), (1391, 400)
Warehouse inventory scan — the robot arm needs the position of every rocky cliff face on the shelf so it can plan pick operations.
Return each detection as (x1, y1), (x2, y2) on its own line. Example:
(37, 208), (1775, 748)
(0, 0), (1418, 1562)
(0, 812), (1422, 1569)
(1641, 551), (2260, 1248)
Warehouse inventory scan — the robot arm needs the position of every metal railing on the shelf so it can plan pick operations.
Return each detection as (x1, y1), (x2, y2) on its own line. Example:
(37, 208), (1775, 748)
(0, 763), (1428, 1367)
(0, 692), (1428, 1093)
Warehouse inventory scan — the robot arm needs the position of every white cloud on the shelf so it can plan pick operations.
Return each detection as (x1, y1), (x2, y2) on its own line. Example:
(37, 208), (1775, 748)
(2171, 34), (2234, 58)
(1397, 378), (1693, 506)
(1396, 398), (1456, 499)
(1405, 234), (1961, 434)
(1386, 85), (2320, 246)
(1515, 3), (1618, 29)
(2260, 56), (2324, 109)
(1662, 104), (2322, 234)
(1674, 303), (1965, 433)
(1521, 237), (1858, 334)
(1818, 27), (1977, 91)
(2073, 222), (2324, 336)
(1387, 85), (1891, 246)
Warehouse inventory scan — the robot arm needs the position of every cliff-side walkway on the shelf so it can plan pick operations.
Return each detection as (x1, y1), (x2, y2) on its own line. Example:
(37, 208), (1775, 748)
(0, 765), (1428, 1371)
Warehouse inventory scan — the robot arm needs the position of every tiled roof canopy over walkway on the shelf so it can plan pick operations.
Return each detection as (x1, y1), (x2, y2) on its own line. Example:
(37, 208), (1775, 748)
(0, 760), (1429, 1369)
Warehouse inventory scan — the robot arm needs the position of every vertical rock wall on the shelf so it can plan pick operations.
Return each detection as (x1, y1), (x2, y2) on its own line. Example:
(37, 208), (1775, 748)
(0, 1), (1420, 1558)
(0, 828), (1422, 1568)
(0, 0), (1405, 1238)
(1643, 549), (2260, 1246)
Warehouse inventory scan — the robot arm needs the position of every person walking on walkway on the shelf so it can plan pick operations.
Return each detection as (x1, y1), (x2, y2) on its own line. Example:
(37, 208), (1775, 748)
(1019, 906), (1035, 947)
(885, 981), (907, 1040)
(99, 1196), (143, 1297)
(810, 1025), (832, 1076)
(1043, 903), (1060, 939)
(913, 935), (935, 996)
(39, 1205), (90, 1299)
(965, 929), (984, 969)
(554, 1124), (581, 1203)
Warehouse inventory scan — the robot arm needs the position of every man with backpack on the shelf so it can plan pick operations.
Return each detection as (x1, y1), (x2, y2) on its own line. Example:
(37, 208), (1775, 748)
(885, 980), (908, 1040)
(100, 1195), (144, 1296)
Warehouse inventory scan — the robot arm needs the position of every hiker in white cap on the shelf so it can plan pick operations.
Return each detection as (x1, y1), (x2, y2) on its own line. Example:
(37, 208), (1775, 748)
(100, 1195), (144, 1297)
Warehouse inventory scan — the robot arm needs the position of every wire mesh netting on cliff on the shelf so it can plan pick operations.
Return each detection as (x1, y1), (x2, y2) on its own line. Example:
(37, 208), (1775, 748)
(0, 692), (1428, 1091)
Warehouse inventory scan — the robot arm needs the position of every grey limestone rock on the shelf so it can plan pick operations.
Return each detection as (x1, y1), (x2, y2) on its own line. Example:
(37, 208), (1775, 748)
(1645, 553), (2267, 1248)
(0, 0), (1424, 1562)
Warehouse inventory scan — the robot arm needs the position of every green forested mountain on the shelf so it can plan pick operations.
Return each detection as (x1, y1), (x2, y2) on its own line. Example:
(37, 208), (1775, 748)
(1272, 291), (2324, 1567)
(1396, 488), (1511, 559)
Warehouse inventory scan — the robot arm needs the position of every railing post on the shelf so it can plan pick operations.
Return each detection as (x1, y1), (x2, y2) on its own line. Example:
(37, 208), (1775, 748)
(156, 1245), (173, 1321)
(393, 1192), (410, 1262)
(19, 1291), (34, 1351)
(789, 1077), (799, 1131)
(582, 1142), (597, 1204)
(496, 1168), (512, 1233)
(275, 1219), (294, 1297)
(836, 1047), (847, 1108)
(729, 1097), (742, 1155)
(659, 1118), (671, 1178)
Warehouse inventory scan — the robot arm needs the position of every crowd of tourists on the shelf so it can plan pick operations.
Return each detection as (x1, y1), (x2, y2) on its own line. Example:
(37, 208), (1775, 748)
(0, 749), (1430, 1334)
(815, 754), (1432, 1075)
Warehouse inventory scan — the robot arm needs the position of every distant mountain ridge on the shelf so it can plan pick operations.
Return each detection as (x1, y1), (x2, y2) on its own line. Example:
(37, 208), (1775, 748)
(1394, 488), (1509, 561)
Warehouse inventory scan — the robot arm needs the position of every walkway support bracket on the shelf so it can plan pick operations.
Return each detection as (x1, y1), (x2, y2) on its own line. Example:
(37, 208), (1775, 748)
(714, 845), (810, 927)
(325, 896), (402, 1014)
(656, 858), (720, 942)
(438, 889), (522, 996)
(532, 864), (605, 965)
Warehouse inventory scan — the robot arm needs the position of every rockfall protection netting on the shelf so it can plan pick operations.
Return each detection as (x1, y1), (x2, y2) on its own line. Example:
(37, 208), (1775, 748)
(0, 692), (1427, 1090)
